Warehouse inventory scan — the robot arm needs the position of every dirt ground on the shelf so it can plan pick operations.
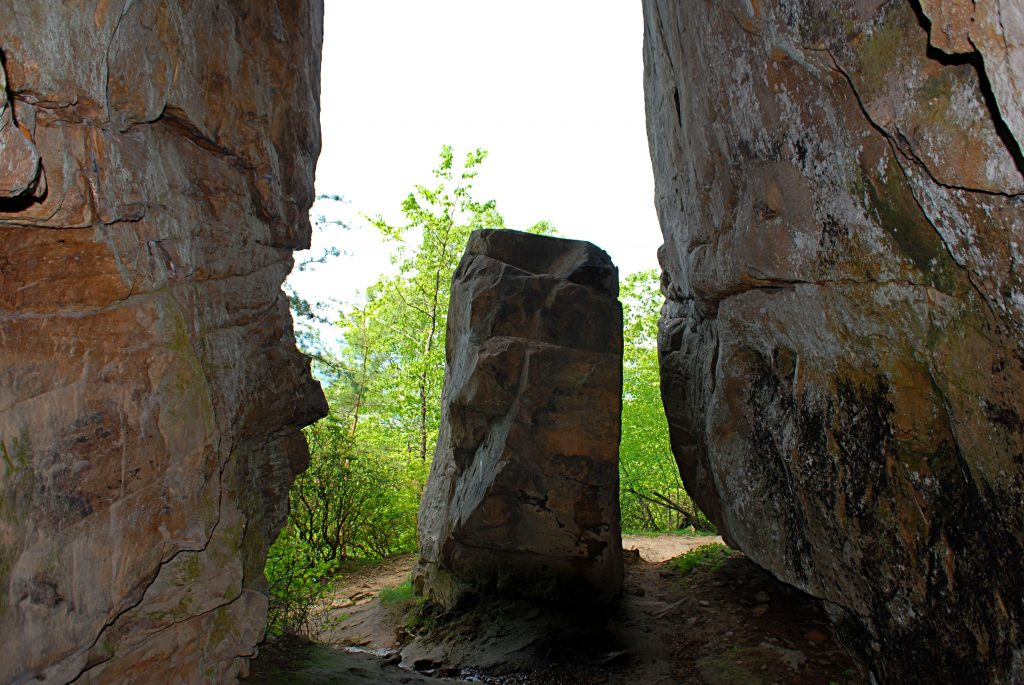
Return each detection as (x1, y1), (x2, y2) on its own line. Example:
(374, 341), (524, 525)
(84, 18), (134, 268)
(620, 533), (725, 562)
(245, 536), (865, 684)
(323, 554), (417, 611)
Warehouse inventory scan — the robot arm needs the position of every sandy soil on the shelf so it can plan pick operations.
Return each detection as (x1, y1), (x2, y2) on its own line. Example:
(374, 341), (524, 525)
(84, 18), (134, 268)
(245, 537), (865, 684)
(621, 533), (725, 562)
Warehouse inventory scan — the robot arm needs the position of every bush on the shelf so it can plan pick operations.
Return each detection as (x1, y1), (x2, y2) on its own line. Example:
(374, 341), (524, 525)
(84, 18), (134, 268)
(669, 543), (737, 575)
(618, 270), (714, 533)
(264, 526), (341, 637)
(264, 419), (422, 636)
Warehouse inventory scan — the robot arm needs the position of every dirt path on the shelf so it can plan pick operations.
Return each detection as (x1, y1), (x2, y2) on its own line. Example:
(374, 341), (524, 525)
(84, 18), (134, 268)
(323, 554), (416, 611)
(621, 533), (725, 562)
(315, 555), (415, 652)
(246, 537), (864, 684)
(308, 537), (723, 652)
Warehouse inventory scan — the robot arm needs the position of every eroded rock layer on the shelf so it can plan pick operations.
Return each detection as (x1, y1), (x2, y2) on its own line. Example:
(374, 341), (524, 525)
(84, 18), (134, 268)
(415, 229), (623, 608)
(643, 0), (1024, 681)
(0, 3), (326, 682)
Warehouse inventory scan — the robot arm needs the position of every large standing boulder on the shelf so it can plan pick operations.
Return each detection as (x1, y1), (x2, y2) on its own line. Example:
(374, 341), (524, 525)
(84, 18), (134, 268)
(0, 3), (325, 682)
(415, 229), (623, 608)
(643, 0), (1024, 682)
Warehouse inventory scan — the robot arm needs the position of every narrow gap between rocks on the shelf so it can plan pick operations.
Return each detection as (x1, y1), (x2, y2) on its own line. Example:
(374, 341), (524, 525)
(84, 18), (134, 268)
(241, 5), (867, 684)
(246, 170), (861, 685)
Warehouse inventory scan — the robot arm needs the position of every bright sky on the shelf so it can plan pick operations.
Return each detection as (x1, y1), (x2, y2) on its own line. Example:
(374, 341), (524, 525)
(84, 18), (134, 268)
(290, 1), (662, 317)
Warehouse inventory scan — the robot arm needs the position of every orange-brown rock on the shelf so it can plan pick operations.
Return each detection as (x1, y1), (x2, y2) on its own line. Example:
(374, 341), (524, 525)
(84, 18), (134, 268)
(644, 1), (1024, 682)
(919, 0), (1024, 150)
(0, 3), (326, 682)
(415, 229), (623, 609)
(0, 61), (42, 200)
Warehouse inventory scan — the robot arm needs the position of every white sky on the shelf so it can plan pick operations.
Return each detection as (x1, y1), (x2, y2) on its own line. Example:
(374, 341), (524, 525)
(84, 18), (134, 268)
(290, 1), (662, 315)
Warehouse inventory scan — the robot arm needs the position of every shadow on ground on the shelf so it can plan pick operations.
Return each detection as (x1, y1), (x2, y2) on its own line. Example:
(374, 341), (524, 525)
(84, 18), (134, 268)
(245, 538), (864, 684)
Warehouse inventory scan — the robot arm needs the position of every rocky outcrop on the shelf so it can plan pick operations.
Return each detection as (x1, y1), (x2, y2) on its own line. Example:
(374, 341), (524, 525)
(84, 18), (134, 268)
(644, 0), (1024, 682)
(0, 3), (325, 683)
(415, 229), (623, 609)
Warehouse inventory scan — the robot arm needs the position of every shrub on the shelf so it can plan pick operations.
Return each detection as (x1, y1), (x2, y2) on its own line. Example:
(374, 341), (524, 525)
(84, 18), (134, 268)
(264, 527), (341, 637)
(669, 543), (737, 575)
(264, 420), (422, 636)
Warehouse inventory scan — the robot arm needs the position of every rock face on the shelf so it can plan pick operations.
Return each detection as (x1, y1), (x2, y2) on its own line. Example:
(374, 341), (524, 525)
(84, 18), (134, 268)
(643, 1), (1024, 682)
(0, 4), (325, 683)
(415, 229), (623, 609)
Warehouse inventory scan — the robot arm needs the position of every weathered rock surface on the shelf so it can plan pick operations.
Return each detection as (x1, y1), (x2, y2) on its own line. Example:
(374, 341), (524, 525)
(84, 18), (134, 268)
(0, 3), (325, 683)
(644, 0), (1024, 682)
(415, 229), (623, 608)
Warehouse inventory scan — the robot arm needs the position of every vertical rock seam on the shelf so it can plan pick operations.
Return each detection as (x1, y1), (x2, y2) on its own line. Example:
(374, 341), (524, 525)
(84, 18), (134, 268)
(415, 229), (624, 609)
(643, 0), (1024, 682)
(0, 3), (326, 683)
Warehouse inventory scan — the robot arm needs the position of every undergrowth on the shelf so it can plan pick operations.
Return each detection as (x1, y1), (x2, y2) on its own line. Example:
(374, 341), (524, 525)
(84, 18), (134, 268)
(379, 578), (414, 605)
(399, 597), (445, 643)
(622, 524), (718, 538)
(669, 543), (737, 575)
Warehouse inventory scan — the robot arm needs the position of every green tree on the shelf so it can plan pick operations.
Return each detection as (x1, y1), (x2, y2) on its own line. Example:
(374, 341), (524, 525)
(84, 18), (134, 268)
(365, 145), (506, 463)
(619, 269), (711, 531)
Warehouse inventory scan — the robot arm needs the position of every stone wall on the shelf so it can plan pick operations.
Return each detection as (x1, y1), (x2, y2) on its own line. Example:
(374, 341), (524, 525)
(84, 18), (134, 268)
(643, 0), (1024, 681)
(0, 2), (326, 682)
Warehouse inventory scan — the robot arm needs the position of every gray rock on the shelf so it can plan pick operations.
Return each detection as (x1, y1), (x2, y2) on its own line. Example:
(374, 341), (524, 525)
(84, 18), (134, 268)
(643, 0), (1024, 682)
(415, 229), (623, 608)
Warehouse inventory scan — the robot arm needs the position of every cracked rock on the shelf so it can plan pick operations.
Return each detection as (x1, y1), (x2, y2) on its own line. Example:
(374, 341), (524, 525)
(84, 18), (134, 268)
(414, 229), (624, 609)
(0, 61), (43, 199)
(644, 0), (1024, 682)
(0, 3), (325, 682)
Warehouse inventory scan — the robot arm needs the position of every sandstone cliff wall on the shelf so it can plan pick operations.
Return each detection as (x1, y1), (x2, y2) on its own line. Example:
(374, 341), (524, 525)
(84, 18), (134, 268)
(0, 3), (326, 682)
(644, 0), (1024, 681)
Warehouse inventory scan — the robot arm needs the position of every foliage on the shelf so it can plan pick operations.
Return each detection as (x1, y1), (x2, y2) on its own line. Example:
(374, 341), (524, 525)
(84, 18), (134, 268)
(621, 525), (714, 538)
(290, 419), (422, 562)
(264, 525), (341, 638)
(619, 270), (713, 532)
(264, 418), (421, 637)
(362, 145), (507, 463)
(669, 543), (737, 575)
(525, 219), (558, 236)
(287, 194), (350, 353)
